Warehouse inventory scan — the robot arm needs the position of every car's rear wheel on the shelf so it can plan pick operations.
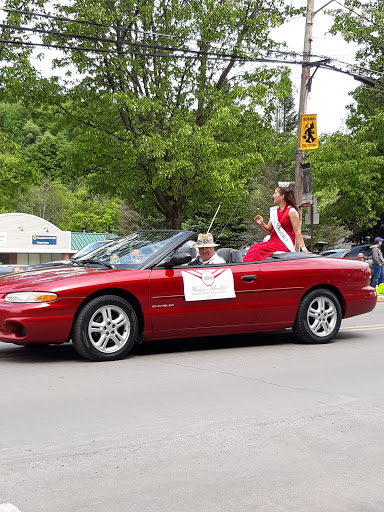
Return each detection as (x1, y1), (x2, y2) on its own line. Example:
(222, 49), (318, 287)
(293, 288), (342, 344)
(72, 295), (138, 361)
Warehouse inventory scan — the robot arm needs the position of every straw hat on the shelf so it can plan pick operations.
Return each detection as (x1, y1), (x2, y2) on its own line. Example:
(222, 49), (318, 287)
(194, 233), (219, 248)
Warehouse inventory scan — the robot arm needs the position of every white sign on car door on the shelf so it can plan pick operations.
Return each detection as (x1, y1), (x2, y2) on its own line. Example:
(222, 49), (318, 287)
(181, 268), (236, 301)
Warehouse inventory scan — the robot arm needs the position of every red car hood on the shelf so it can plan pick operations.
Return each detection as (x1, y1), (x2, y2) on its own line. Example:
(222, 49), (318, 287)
(0, 266), (136, 292)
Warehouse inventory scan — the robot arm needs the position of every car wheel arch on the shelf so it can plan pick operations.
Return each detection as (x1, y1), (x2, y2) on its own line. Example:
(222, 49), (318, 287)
(293, 286), (343, 344)
(300, 284), (345, 318)
(71, 288), (145, 342)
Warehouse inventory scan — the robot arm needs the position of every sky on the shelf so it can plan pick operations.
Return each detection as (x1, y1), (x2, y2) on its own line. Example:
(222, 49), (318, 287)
(274, 2), (359, 134)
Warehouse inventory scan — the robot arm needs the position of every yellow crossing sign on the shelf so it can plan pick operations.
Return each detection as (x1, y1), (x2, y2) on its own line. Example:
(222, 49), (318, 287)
(300, 114), (318, 150)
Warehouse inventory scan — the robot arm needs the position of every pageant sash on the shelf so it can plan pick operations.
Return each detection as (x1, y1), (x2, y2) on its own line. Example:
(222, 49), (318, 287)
(270, 206), (295, 252)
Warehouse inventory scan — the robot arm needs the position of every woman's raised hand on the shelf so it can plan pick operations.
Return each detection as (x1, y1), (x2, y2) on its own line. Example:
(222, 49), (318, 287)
(254, 215), (264, 225)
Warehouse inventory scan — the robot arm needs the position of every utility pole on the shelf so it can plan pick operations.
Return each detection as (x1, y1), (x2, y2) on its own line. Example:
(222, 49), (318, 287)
(295, 0), (314, 210)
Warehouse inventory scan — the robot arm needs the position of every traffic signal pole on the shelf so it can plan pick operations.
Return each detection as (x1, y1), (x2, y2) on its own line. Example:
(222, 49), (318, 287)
(295, 0), (314, 213)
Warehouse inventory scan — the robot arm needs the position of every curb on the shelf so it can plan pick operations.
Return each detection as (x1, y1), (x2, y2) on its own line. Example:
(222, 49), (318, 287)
(378, 295), (384, 302)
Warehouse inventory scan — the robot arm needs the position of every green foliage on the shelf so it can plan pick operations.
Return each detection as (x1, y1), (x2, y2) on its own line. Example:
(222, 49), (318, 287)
(182, 201), (248, 248)
(245, 134), (296, 243)
(329, 0), (384, 128)
(25, 132), (73, 181)
(273, 72), (298, 134)
(0, 130), (35, 203)
(64, 196), (121, 233)
(0, 102), (32, 145)
(303, 0), (384, 242)
(308, 115), (384, 232)
(23, 120), (42, 145)
(9, 180), (72, 227)
(8, 179), (122, 233)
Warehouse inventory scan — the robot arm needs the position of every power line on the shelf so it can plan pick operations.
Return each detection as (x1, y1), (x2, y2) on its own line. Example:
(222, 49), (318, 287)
(0, 20), (324, 62)
(1, 7), (383, 87)
(309, 49), (384, 79)
(0, 22), (251, 59)
(0, 37), (306, 65)
(1, 35), (383, 88)
(0, 7), (310, 60)
(0, 18), (362, 66)
(319, 61), (384, 87)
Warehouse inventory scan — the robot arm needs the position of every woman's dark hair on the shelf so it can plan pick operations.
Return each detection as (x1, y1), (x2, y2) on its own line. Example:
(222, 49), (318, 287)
(278, 186), (298, 211)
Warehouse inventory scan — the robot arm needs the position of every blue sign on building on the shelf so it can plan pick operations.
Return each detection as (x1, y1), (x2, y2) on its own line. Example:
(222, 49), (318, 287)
(32, 235), (57, 245)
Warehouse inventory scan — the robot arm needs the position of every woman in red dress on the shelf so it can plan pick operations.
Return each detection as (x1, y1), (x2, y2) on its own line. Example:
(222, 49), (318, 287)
(243, 186), (309, 262)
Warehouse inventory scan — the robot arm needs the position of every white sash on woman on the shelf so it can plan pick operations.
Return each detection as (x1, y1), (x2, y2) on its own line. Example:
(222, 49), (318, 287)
(270, 206), (295, 252)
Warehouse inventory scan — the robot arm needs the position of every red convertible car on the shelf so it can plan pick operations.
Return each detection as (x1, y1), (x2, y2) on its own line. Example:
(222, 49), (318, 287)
(0, 230), (377, 361)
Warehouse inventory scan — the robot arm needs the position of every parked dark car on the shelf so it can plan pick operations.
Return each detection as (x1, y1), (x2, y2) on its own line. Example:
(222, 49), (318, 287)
(346, 244), (384, 267)
(0, 265), (29, 277)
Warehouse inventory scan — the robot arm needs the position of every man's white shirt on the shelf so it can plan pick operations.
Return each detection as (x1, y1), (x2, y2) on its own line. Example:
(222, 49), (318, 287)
(192, 252), (226, 265)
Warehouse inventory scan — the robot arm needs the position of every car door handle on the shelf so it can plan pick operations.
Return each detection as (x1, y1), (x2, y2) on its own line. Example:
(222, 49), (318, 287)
(241, 275), (257, 282)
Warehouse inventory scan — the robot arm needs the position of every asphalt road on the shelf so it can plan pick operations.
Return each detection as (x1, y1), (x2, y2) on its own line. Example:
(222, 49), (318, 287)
(1, 304), (384, 512)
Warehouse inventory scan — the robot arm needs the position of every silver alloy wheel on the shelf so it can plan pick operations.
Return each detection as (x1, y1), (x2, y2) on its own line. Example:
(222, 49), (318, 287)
(88, 304), (131, 354)
(306, 295), (337, 338)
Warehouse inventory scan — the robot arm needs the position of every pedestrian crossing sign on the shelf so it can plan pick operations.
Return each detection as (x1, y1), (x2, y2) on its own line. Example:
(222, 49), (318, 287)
(300, 114), (318, 150)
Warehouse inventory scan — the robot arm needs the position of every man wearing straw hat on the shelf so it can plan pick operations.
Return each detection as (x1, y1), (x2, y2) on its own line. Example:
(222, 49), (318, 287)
(191, 233), (225, 265)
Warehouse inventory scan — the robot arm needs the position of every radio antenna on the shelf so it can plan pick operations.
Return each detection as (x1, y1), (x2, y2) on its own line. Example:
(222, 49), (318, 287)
(207, 203), (222, 233)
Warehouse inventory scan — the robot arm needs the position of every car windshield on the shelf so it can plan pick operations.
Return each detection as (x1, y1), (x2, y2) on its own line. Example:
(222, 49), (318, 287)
(76, 230), (186, 268)
(320, 250), (347, 257)
(72, 241), (110, 260)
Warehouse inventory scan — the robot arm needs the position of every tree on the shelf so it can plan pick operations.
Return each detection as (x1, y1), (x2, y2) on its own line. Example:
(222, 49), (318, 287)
(9, 179), (72, 226)
(0, 130), (35, 208)
(330, 0), (384, 130)
(181, 200), (248, 248)
(273, 74), (298, 135)
(25, 131), (73, 181)
(9, 180), (122, 232)
(1, 0), (302, 229)
(0, 102), (34, 145)
(307, 114), (384, 235)
(304, 0), (384, 240)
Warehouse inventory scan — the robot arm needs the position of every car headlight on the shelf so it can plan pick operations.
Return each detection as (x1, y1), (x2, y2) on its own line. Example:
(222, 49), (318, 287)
(4, 292), (58, 303)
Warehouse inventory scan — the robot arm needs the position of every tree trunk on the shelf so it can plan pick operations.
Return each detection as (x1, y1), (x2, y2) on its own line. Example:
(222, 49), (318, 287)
(165, 205), (182, 230)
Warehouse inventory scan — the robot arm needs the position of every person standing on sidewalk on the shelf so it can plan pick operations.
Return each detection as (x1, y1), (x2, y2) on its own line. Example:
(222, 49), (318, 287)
(371, 237), (384, 290)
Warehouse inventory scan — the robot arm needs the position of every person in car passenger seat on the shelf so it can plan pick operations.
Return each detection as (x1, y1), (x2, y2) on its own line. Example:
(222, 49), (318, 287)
(243, 185), (309, 261)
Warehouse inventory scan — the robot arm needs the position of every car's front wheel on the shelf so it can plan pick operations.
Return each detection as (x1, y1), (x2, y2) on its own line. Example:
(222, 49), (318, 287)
(72, 295), (138, 361)
(293, 288), (342, 344)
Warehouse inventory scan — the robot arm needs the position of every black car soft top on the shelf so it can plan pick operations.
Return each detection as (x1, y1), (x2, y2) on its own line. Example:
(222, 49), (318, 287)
(266, 252), (319, 261)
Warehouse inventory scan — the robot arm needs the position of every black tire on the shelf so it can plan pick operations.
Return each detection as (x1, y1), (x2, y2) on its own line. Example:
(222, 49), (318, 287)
(293, 288), (342, 344)
(72, 295), (138, 361)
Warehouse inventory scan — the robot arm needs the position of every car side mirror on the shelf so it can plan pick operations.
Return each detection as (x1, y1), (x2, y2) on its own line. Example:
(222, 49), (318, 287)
(164, 252), (192, 268)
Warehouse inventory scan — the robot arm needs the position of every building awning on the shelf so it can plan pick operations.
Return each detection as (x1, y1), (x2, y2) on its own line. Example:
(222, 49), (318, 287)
(71, 232), (116, 251)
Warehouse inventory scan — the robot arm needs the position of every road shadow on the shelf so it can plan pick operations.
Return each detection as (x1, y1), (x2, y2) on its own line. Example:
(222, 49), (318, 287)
(0, 331), (293, 364)
(0, 327), (374, 363)
(132, 330), (296, 356)
(0, 342), (82, 364)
